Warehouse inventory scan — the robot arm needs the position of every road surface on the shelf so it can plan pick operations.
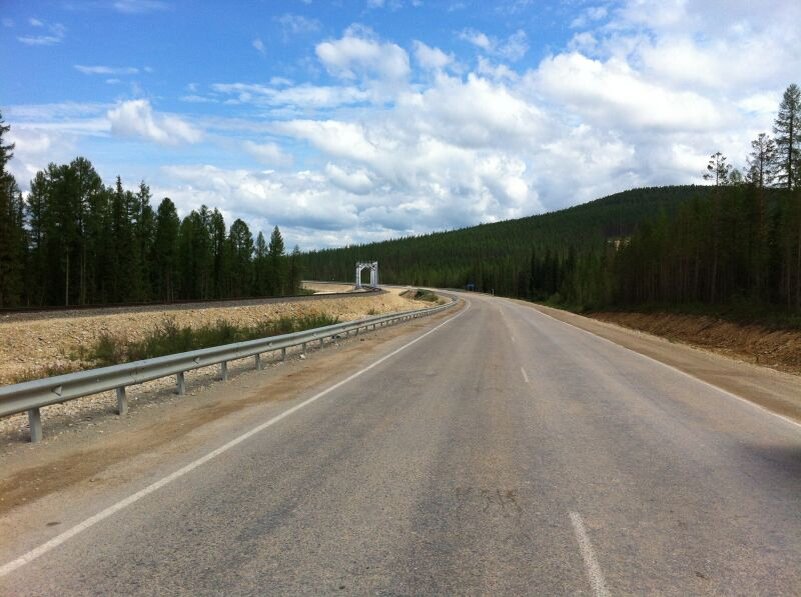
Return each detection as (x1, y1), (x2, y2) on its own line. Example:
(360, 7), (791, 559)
(1, 292), (800, 595)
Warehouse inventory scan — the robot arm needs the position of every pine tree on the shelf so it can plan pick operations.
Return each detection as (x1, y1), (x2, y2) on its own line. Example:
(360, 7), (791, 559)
(703, 152), (732, 186)
(774, 83), (800, 190)
(745, 133), (778, 188)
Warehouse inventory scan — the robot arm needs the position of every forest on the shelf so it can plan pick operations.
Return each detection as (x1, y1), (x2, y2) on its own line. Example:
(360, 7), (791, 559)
(302, 84), (801, 316)
(0, 120), (301, 308)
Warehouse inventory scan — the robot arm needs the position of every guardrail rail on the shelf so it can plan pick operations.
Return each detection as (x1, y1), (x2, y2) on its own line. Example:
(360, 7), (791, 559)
(0, 297), (456, 442)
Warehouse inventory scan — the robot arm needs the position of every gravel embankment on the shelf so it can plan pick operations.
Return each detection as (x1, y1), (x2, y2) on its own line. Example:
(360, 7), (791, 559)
(0, 287), (422, 442)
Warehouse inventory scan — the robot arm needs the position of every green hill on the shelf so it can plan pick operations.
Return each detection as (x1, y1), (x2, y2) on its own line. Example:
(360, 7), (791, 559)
(300, 185), (715, 296)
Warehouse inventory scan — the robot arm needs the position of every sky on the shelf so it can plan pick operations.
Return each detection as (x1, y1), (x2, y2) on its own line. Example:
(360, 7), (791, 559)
(2, 0), (800, 250)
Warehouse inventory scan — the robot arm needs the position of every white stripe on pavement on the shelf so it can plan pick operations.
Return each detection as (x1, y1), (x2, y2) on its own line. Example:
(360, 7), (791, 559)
(570, 511), (611, 597)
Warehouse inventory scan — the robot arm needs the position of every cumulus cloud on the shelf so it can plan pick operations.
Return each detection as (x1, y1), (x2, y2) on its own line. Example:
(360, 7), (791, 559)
(316, 26), (410, 83)
(412, 41), (455, 71)
(242, 141), (292, 166)
(533, 52), (726, 132)
(9, 1), (800, 248)
(107, 99), (202, 145)
(458, 28), (528, 61)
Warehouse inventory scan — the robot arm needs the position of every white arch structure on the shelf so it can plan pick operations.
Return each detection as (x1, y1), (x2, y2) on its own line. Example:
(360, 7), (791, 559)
(355, 261), (379, 289)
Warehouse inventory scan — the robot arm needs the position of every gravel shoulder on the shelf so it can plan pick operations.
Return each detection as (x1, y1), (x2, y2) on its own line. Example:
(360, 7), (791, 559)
(0, 288), (429, 441)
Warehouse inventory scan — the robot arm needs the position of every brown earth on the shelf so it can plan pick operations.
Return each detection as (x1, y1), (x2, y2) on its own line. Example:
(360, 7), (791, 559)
(0, 288), (423, 387)
(588, 311), (801, 376)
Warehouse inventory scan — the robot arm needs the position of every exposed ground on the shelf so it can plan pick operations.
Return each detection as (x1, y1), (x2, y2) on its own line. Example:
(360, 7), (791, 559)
(0, 286), (424, 441)
(587, 311), (801, 376)
(0, 287), (417, 387)
(302, 281), (357, 294)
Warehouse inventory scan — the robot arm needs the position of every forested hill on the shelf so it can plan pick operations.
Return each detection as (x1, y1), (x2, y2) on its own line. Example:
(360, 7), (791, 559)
(300, 185), (715, 294)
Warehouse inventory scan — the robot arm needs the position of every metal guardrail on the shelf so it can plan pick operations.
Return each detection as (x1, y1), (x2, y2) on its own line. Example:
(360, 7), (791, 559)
(0, 298), (456, 442)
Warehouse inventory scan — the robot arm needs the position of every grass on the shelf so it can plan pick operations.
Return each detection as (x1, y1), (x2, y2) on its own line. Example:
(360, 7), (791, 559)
(76, 313), (341, 368)
(402, 288), (441, 303)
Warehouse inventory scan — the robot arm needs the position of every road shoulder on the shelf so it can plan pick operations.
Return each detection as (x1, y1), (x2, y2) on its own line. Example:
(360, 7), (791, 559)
(511, 299), (801, 425)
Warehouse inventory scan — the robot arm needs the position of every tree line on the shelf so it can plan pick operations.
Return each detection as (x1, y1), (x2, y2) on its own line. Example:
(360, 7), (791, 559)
(303, 84), (801, 316)
(0, 118), (301, 307)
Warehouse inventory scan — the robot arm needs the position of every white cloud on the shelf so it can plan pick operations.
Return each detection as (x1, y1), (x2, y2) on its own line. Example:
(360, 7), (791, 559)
(29, 18), (44, 27)
(113, 0), (170, 14)
(275, 13), (321, 37)
(243, 141), (292, 166)
(212, 82), (371, 109)
(252, 38), (266, 55)
(412, 41), (455, 71)
(533, 52), (725, 132)
(107, 100), (202, 145)
(458, 28), (528, 61)
(316, 26), (410, 83)
(17, 21), (65, 45)
(325, 163), (375, 195)
(459, 28), (492, 51)
(74, 65), (140, 75)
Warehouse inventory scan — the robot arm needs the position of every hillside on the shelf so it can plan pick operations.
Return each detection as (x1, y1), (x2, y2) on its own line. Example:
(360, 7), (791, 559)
(300, 185), (715, 294)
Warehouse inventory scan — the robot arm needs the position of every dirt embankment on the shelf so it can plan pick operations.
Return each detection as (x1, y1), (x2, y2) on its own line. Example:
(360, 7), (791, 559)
(589, 311), (801, 376)
(0, 289), (423, 386)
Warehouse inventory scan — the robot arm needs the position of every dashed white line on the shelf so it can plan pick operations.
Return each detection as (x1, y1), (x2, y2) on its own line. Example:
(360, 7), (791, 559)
(521, 367), (529, 383)
(569, 511), (611, 597)
(0, 299), (470, 578)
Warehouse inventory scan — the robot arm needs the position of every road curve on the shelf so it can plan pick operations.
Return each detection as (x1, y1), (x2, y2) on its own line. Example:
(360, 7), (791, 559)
(1, 291), (800, 595)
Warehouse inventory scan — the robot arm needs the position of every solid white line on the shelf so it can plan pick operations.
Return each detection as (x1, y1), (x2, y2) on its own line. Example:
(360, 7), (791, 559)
(0, 299), (470, 578)
(513, 300), (801, 433)
(569, 512), (611, 597)
(521, 367), (529, 383)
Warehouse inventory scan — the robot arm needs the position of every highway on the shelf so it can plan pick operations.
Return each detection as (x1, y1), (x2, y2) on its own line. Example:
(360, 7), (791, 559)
(1, 292), (800, 595)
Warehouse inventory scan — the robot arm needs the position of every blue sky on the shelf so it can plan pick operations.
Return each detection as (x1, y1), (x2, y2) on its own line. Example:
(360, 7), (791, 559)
(2, 0), (800, 249)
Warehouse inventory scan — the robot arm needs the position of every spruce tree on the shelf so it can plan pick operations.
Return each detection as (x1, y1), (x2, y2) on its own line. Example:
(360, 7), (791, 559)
(0, 111), (25, 306)
(268, 225), (286, 296)
(774, 83), (800, 190)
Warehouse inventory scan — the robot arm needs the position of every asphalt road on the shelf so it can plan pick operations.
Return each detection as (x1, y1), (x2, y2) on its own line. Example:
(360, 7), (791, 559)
(2, 292), (801, 595)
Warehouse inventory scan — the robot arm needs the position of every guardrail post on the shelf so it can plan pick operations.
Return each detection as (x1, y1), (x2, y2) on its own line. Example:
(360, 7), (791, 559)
(220, 361), (228, 381)
(281, 347), (287, 361)
(319, 338), (324, 349)
(176, 372), (186, 395)
(28, 408), (42, 443)
(255, 353), (262, 370)
(116, 386), (128, 415)
(302, 342), (307, 355)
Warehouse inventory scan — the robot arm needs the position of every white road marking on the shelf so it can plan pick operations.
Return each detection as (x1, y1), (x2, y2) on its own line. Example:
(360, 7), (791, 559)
(521, 367), (529, 383)
(514, 301), (801, 433)
(569, 512), (611, 597)
(0, 299), (470, 578)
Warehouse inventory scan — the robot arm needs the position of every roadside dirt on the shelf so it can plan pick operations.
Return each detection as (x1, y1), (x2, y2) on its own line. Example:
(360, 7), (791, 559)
(0, 288), (418, 386)
(521, 301), (801, 425)
(0, 301), (461, 517)
(589, 311), (801, 376)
